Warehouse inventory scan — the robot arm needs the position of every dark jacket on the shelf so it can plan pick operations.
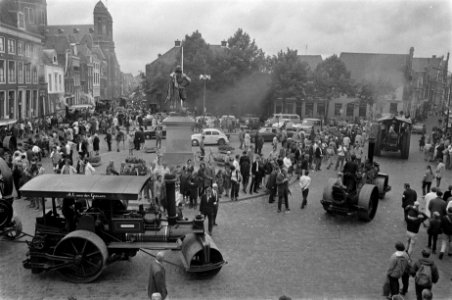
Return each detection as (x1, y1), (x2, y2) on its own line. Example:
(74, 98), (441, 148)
(427, 217), (442, 235)
(199, 194), (208, 215)
(412, 258), (439, 286)
(428, 197), (447, 218)
(239, 155), (251, 176)
(405, 206), (428, 233)
(443, 190), (452, 201)
(266, 169), (278, 190)
(276, 169), (288, 195)
(93, 136), (100, 151)
(402, 188), (417, 208)
(441, 214), (452, 235)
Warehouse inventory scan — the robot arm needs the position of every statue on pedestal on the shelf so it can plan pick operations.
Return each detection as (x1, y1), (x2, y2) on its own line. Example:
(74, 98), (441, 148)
(166, 65), (191, 112)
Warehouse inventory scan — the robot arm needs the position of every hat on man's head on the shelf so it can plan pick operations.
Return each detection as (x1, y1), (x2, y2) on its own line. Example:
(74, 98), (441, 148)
(395, 241), (405, 251)
(421, 249), (431, 257)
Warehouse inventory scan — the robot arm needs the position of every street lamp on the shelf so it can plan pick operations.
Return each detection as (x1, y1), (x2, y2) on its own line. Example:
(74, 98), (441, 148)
(199, 74), (211, 115)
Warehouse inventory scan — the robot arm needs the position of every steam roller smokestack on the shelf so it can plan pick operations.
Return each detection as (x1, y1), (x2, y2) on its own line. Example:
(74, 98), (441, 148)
(368, 137), (375, 163)
(164, 173), (177, 225)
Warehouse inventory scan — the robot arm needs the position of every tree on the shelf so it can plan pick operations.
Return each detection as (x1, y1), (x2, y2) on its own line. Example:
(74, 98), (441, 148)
(269, 48), (310, 99)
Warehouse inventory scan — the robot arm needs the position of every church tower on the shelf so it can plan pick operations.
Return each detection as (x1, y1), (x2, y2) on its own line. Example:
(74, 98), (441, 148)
(93, 1), (114, 51)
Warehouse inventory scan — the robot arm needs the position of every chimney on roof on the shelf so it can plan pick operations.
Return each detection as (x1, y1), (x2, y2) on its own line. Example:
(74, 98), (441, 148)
(174, 40), (181, 47)
(73, 28), (80, 33)
(221, 40), (227, 47)
(432, 55), (436, 59)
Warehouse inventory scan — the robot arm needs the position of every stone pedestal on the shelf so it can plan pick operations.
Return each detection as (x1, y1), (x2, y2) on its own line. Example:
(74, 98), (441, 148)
(162, 115), (195, 167)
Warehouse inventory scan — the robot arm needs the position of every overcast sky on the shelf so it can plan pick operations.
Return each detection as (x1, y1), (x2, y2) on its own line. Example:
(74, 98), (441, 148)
(47, 0), (452, 75)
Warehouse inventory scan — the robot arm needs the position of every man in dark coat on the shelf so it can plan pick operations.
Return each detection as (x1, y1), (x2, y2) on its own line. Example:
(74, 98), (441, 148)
(267, 163), (278, 203)
(147, 252), (167, 299)
(276, 159), (289, 213)
(239, 151), (251, 193)
(249, 155), (262, 194)
(411, 249), (439, 300)
(402, 183), (418, 219)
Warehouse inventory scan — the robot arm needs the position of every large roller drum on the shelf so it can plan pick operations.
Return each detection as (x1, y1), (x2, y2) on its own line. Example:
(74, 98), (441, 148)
(2, 136), (16, 152)
(180, 233), (225, 276)
(374, 174), (388, 199)
(322, 178), (337, 203)
(0, 199), (13, 229)
(54, 230), (108, 283)
(357, 184), (379, 221)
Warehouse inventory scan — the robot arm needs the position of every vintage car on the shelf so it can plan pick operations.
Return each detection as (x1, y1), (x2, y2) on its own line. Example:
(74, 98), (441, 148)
(412, 122), (426, 134)
(20, 175), (225, 283)
(144, 125), (167, 140)
(191, 128), (229, 146)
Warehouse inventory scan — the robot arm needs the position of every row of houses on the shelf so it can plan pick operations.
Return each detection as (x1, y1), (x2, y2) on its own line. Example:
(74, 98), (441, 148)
(0, 0), (133, 123)
(145, 40), (449, 121)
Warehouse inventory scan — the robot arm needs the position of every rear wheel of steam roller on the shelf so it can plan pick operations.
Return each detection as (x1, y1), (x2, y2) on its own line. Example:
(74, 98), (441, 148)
(321, 178), (337, 214)
(400, 133), (410, 159)
(374, 129), (381, 157)
(374, 176), (386, 199)
(180, 233), (225, 277)
(54, 230), (108, 283)
(357, 184), (379, 222)
(0, 199), (13, 230)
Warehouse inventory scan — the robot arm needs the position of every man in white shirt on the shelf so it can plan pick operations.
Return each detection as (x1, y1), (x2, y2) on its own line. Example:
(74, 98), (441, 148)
(299, 170), (311, 209)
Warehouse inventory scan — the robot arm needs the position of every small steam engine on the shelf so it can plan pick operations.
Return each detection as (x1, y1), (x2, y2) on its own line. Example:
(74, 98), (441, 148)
(321, 138), (390, 221)
(21, 174), (225, 283)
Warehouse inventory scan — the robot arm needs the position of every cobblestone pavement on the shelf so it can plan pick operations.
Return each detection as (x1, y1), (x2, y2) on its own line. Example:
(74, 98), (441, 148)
(1, 129), (452, 300)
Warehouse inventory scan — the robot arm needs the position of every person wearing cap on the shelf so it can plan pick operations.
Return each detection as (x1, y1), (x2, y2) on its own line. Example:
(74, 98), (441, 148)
(411, 249), (439, 300)
(405, 202), (428, 256)
(384, 242), (409, 299)
(402, 183), (418, 220)
(147, 251), (167, 299)
(439, 207), (452, 259)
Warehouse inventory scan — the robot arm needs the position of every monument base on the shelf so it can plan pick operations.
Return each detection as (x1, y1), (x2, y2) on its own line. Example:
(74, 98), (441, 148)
(162, 114), (195, 168)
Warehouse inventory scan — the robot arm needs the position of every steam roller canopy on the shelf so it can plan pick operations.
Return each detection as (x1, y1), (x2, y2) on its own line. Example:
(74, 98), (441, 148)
(180, 233), (225, 276)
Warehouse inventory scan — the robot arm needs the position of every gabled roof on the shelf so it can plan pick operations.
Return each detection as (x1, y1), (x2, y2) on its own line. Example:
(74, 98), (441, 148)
(94, 1), (112, 18)
(412, 57), (443, 73)
(146, 46), (181, 70)
(42, 49), (58, 65)
(47, 24), (94, 44)
(297, 55), (323, 71)
(45, 35), (71, 54)
(340, 52), (408, 87)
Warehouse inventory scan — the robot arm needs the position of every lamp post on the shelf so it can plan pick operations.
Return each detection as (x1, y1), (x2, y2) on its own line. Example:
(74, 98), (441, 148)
(199, 74), (210, 115)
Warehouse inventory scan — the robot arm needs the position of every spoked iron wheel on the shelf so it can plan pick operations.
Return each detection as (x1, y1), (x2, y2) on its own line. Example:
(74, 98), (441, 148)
(54, 230), (108, 283)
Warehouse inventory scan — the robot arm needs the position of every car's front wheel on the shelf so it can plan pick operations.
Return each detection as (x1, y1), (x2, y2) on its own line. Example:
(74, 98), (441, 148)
(192, 139), (199, 146)
(217, 138), (226, 146)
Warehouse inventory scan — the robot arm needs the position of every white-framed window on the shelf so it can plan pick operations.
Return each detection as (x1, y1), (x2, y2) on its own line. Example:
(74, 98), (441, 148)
(33, 90), (38, 117)
(33, 45), (38, 58)
(54, 72), (58, 91)
(25, 43), (31, 57)
(7, 61), (16, 83)
(7, 39), (16, 54)
(32, 66), (37, 84)
(25, 63), (31, 83)
(8, 90), (15, 119)
(48, 74), (52, 91)
(0, 60), (5, 83)
(0, 37), (4, 53)
(26, 7), (35, 24)
(18, 12), (25, 29)
(59, 74), (62, 91)
(17, 41), (24, 56)
(17, 61), (24, 84)
(0, 91), (5, 118)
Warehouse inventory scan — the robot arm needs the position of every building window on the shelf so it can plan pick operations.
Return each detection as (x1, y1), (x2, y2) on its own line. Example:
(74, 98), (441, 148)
(33, 45), (38, 58)
(17, 41), (24, 56)
(0, 60), (5, 83)
(317, 102), (325, 116)
(32, 66), (37, 84)
(7, 39), (16, 54)
(54, 73), (58, 91)
(25, 63), (31, 83)
(0, 37), (4, 53)
(25, 90), (31, 118)
(389, 103), (398, 114)
(18, 12), (25, 29)
(359, 104), (367, 117)
(59, 74), (62, 90)
(41, 10), (45, 25)
(8, 91), (15, 119)
(26, 7), (35, 24)
(346, 103), (354, 117)
(17, 62), (24, 84)
(334, 103), (342, 116)
(48, 74), (52, 91)
(25, 43), (31, 57)
(305, 102), (314, 117)
(0, 91), (5, 118)
(8, 61), (16, 83)
(33, 90), (38, 116)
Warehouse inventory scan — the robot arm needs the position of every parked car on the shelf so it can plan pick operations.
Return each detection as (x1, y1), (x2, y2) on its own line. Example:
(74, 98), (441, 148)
(299, 118), (323, 132)
(191, 128), (229, 146)
(412, 122), (426, 134)
(144, 125), (167, 139)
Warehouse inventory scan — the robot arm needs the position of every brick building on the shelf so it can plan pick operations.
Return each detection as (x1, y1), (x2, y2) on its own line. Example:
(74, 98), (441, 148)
(0, 0), (48, 122)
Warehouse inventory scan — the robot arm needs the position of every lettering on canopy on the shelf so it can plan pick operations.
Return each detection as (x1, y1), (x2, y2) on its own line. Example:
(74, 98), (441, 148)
(66, 192), (108, 199)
